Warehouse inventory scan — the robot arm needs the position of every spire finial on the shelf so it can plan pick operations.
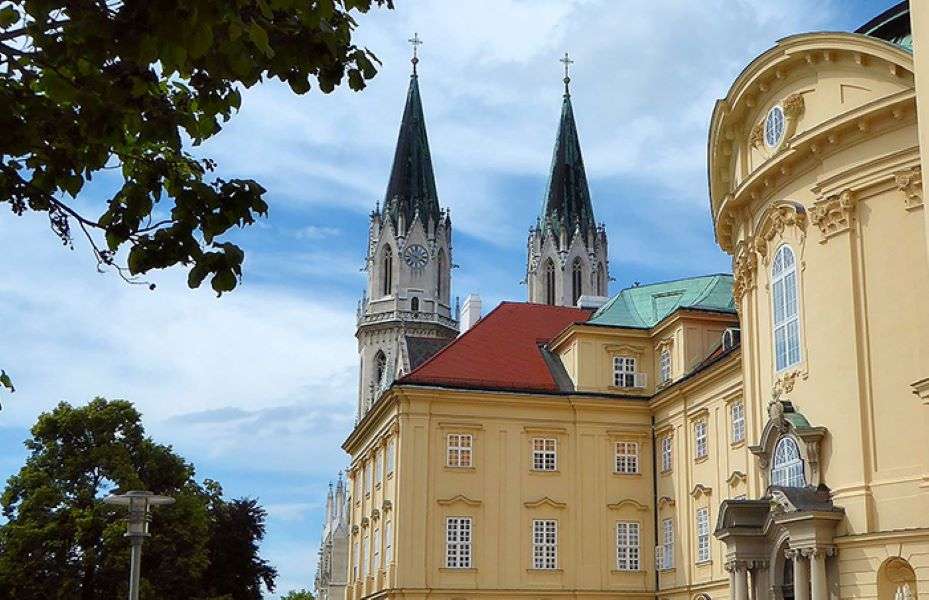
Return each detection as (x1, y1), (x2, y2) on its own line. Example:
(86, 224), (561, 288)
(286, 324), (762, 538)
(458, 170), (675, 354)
(560, 52), (574, 97)
(408, 32), (423, 74)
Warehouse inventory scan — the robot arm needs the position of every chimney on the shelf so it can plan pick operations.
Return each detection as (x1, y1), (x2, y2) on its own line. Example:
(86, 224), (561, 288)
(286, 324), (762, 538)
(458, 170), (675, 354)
(460, 294), (482, 334)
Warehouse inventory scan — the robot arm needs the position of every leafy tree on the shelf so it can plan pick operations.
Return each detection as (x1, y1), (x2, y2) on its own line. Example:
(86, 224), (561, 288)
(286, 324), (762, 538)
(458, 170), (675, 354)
(0, 398), (278, 600)
(0, 0), (391, 294)
(281, 590), (315, 600)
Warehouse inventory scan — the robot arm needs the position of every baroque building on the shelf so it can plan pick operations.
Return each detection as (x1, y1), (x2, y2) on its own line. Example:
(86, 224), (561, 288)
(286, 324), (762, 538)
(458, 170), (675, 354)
(339, 4), (929, 600)
(355, 49), (458, 419)
(526, 59), (609, 307)
(314, 476), (349, 600)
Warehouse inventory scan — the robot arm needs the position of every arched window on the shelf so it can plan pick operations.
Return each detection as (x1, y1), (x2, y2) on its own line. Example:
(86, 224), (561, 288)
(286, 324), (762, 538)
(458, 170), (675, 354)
(771, 437), (805, 487)
(772, 245), (800, 371)
(382, 250), (393, 297)
(373, 351), (387, 390)
(571, 258), (583, 306)
(596, 262), (604, 295)
(437, 250), (446, 301)
(410, 296), (419, 313)
(544, 259), (556, 305)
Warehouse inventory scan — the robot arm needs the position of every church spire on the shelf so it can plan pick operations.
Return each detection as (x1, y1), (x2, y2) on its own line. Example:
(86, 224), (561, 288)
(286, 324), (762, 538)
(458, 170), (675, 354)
(382, 33), (441, 230)
(540, 53), (596, 249)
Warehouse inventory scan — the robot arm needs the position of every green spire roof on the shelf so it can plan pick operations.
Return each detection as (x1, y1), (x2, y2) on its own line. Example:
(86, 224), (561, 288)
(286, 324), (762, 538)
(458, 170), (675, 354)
(588, 274), (736, 329)
(383, 70), (441, 228)
(540, 91), (596, 244)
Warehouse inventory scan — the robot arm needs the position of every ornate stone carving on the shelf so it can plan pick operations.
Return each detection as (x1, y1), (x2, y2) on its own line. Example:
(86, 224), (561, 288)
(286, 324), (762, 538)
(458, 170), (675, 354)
(774, 370), (801, 396)
(750, 121), (764, 148)
(724, 559), (750, 573)
(756, 201), (807, 259)
(810, 189), (857, 241)
(732, 242), (758, 298)
(782, 93), (805, 120)
(894, 166), (923, 211)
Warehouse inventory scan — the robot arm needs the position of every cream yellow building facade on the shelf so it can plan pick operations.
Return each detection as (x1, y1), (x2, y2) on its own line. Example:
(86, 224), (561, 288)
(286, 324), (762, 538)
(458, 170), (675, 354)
(342, 4), (929, 600)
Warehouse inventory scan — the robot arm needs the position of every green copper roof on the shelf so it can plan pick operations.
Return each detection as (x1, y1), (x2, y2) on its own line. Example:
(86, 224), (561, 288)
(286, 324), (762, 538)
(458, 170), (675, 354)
(383, 70), (441, 228)
(856, 1), (912, 52)
(539, 92), (597, 246)
(588, 274), (736, 329)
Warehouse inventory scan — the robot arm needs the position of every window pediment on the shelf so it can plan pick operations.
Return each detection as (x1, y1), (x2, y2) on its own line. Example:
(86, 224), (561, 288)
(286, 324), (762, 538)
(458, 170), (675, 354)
(524, 496), (566, 510)
(750, 398), (826, 486)
(606, 344), (646, 357)
(606, 498), (649, 512)
(437, 495), (482, 507)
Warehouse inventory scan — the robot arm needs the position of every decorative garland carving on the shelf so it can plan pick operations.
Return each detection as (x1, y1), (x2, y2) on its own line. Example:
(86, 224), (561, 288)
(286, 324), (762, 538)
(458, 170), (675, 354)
(810, 189), (857, 242)
(749, 122), (764, 148)
(732, 242), (758, 298)
(782, 93), (804, 120)
(773, 370), (801, 396)
(895, 166), (923, 211)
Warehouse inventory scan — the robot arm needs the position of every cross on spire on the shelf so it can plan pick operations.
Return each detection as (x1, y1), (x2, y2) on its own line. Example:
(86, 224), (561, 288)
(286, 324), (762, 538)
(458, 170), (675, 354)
(560, 52), (574, 96)
(409, 32), (423, 73)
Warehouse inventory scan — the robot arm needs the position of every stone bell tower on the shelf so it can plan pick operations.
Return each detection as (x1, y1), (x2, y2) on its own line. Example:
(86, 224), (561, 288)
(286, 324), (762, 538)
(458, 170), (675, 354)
(355, 35), (458, 420)
(526, 53), (609, 307)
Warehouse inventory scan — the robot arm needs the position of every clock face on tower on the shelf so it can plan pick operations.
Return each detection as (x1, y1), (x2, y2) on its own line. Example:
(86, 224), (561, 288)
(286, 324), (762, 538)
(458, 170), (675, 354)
(403, 244), (429, 269)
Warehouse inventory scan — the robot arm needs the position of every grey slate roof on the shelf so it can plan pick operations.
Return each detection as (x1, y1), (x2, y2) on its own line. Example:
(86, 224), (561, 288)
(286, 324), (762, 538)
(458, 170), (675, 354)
(405, 336), (453, 371)
(539, 92), (597, 246)
(383, 72), (441, 228)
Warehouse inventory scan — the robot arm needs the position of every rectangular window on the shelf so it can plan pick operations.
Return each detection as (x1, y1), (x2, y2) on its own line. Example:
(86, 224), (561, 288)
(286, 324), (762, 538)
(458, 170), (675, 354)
(731, 402), (745, 444)
(613, 356), (636, 387)
(353, 539), (360, 580)
(615, 521), (641, 571)
(532, 438), (557, 471)
(660, 518), (674, 570)
(532, 520), (558, 569)
(659, 349), (672, 384)
(614, 441), (639, 474)
(694, 421), (708, 459)
(446, 517), (472, 568)
(375, 450), (383, 483)
(447, 433), (473, 468)
(365, 461), (372, 495)
(661, 435), (673, 472)
(696, 507), (710, 563)
(386, 437), (396, 474)
(385, 521), (393, 564)
(373, 528), (381, 572)
(361, 535), (369, 576)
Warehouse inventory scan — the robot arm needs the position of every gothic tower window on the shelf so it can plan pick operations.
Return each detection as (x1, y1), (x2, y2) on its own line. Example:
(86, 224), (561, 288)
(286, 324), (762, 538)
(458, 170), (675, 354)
(772, 244), (800, 371)
(771, 436), (805, 487)
(437, 250), (446, 302)
(545, 259), (556, 305)
(373, 350), (387, 391)
(572, 258), (583, 306)
(382, 250), (394, 297)
(410, 296), (420, 313)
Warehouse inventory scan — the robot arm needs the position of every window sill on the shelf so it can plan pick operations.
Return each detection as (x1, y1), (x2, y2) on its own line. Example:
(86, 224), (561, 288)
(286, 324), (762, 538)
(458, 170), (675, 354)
(526, 568), (563, 573)
(444, 465), (476, 472)
(612, 471), (642, 477)
(529, 469), (561, 475)
(439, 567), (477, 573)
(694, 455), (709, 464)
(658, 567), (676, 573)
(611, 568), (645, 574)
(660, 469), (673, 476)
(730, 439), (746, 449)
(695, 559), (713, 567)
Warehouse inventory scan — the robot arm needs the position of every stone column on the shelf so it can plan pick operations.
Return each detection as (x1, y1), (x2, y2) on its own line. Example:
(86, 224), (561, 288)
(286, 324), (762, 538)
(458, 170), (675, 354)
(808, 548), (832, 600)
(726, 560), (750, 600)
(788, 549), (811, 600)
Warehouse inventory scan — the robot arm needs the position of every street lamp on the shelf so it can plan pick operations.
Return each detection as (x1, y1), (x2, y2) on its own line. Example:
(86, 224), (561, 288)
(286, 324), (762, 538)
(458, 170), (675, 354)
(104, 490), (175, 600)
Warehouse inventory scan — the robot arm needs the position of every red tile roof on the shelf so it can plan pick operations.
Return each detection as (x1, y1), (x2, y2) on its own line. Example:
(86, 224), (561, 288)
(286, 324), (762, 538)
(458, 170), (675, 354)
(400, 302), (593, 393)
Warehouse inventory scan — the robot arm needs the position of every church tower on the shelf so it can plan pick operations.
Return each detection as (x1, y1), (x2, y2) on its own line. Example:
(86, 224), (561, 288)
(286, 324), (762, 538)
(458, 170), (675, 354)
(526, 54), (609, 306)
(356, 37), (458, 419)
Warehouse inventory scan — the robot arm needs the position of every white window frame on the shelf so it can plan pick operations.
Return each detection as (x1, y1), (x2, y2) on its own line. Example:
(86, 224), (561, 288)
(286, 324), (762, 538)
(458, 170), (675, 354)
(532, 519), (558, 569)
(532, 438), (557, 471)
(613, 356), (636, 387)
(772, 244), (801, 371)
(445, 517), (472, 568)
(385, 520), (393, 564)
(374, 450), (383, 484)
(660, 435), (673, 473)
(372, 527), (381, 572)
(696, 507), (710, 563)
(386, 437), (396, 475)
(447, 433), (473, 468)
(615, 521), (641, 571)
(771, 436), (805, 488)
(659, 517), (674, 570)
(694, 420), (708, 460)
(361, 534), (369, 576)
(614, 441), (639, 474)
(365, 461), (372, 496)
(731, 402), (745, 444)
(659, 349), (672, 384)
(353, 539), (360, 580)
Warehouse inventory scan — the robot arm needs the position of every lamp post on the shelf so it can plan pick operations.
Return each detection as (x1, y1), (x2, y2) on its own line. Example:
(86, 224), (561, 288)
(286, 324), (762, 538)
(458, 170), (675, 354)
(104, 490), (175, 600)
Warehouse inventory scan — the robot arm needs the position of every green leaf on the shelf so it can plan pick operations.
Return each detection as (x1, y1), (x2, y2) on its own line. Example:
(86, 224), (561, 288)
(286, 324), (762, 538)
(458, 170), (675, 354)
(248, 22), (273, 57)
(210, 269), (237, 295)
(0, 6), (18, 28)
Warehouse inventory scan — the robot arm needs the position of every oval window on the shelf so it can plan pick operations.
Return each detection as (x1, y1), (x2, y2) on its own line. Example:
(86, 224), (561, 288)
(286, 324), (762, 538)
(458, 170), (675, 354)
(764, 105), (785, 149)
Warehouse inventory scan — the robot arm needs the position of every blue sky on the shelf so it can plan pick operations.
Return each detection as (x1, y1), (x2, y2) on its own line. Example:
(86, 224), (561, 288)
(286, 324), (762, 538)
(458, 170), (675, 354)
(0, 0), (898, 596)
